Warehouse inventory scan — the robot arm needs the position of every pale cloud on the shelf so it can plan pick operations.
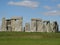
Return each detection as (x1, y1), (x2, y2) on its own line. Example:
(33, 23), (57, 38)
(57, 4), (60, 8)
(8, 0), (39, 8)
(42, 10), (60, 15)
(44, 6), (52, 10)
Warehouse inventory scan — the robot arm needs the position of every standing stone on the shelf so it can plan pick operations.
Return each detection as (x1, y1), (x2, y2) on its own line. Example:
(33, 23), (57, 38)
(17, 17), (23, 31)
(43, 22), (47, 32)
(43, 21), (51, 32)
(51, 21), (59, 32)
(46, 21), (51, 32)
(2, 17), (6, 31)
(31, 18), (37, 32)
(37, 19), (43, 32)
(50, 23), (54, 32)
(6, 19), (12, 31)
(25, 23), (30, 32)
(11, 19), (16, 31)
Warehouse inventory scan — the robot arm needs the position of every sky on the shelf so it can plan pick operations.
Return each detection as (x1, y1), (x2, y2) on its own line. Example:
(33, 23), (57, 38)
(0, 0), (60, 30)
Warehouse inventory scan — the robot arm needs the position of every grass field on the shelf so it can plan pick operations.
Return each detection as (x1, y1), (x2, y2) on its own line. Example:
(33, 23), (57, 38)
(0, 32), (60, 45)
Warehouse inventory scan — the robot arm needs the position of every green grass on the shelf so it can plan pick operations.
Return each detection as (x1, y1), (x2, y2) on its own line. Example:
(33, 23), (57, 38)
(0, 32), (60, 45)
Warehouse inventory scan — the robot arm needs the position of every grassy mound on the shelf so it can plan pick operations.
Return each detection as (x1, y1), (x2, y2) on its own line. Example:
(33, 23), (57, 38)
(0, 32), (60, 45)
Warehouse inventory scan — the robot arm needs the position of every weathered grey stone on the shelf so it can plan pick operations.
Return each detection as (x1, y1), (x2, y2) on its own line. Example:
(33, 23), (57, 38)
(43, 21), (52, 32)
(31, 18), (37, 32)
(11, 19), (15, 31)
(46, 21), (51, 32)
(36, 20), (43, 32)
(1, 17), (59, 32)
(25, 23), (30, 32)
(43, 22), (47, 32)
(1, 17), (23, 32)
(31, 18), (43, 32)
(2, 17), (6, 31)
(51, 21), (59, 32)
(15, 17), (23, 31)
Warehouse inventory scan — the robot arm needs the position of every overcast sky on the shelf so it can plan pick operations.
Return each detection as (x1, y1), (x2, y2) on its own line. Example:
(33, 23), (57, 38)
(0, 0), (60, 30)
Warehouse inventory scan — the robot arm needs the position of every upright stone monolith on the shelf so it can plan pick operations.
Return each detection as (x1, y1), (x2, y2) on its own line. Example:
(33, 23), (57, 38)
(25, 23), (30, 32)
(31, 18), (37, 32)
(2, 17), (6, 31)
(37, 19), (43, 32)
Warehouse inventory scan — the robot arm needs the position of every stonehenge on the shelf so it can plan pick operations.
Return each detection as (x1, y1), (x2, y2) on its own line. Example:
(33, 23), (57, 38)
(1, 17), (59, 32)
